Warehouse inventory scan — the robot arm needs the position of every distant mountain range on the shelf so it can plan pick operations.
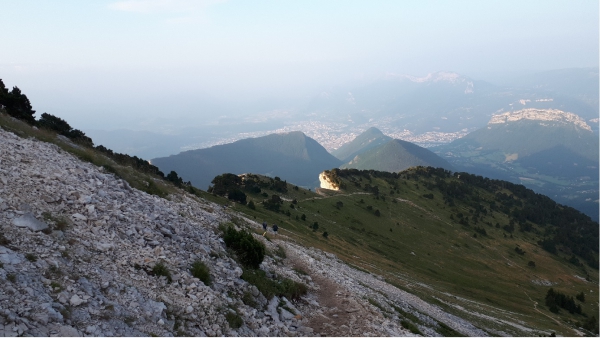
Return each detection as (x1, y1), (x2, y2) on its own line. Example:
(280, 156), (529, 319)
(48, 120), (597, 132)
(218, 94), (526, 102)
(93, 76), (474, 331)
(152, 127), (454, 190)
(151, 131), (342, 190)
(302, 71), (502, 134)
(83, 68), (599, 160)
(435, 108), (599, 220)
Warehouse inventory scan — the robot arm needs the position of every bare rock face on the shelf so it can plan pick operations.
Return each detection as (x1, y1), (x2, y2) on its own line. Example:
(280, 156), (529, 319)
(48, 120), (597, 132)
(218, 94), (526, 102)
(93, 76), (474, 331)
(319, 172), (340, 190)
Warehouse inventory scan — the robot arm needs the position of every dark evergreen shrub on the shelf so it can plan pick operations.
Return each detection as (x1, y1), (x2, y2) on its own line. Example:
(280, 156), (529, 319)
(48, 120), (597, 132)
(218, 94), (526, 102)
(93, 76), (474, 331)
(222, 225), (265, 269)
(190, 260), (211, 286)
(152, 261), (172, 283)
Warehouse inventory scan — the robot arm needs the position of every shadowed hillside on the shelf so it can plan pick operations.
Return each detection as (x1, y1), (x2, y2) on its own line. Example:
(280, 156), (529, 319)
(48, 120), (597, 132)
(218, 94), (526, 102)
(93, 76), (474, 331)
(331, 127), (392, 162)
(341, 139), (453, 172)
(152, 131), (342, 190)
(435, 109), (599, 220)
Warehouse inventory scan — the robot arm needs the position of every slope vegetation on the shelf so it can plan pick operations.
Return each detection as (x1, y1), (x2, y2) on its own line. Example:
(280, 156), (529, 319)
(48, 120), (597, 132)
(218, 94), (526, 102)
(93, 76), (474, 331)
(220, 167), (599, 336)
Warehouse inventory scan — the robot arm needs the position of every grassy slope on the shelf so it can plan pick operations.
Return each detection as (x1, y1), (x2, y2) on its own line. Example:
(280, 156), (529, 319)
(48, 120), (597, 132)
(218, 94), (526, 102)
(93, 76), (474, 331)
(232, 171), (599, 336)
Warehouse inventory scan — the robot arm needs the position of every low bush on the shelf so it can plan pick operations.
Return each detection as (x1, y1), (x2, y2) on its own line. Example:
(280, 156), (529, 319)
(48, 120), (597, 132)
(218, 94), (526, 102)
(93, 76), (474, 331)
(225, 311), (243, 329)
(401, 320), (422, 335)
(241, 268), (308, 301)
(274, 245), (287, 259)
(241, 291), (258, 308)
(190, 260), (211, 286)
(436, 322), (462, 337)
(514, 246), (525, 255)
(279, 278), (308, 300)
(50, 281), (62, 292)
(222, 225), (265, 269)
(152, 261), (172, 283)
(42, 212), (70, 231)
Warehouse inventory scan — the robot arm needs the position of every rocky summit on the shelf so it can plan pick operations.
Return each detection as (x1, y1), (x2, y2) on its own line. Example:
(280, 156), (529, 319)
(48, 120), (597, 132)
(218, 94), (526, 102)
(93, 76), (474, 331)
(0, 127), (498, 337)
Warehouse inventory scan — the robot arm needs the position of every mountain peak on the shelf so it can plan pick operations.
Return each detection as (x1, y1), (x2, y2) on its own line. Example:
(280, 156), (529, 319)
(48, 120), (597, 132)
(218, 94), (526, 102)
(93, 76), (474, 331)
(278, 130), (306, 137)
(331, 127), (392, 162)
(489, 109), (592, 131)
(363, 127), (384, 135)
(341, 139), (453, 172)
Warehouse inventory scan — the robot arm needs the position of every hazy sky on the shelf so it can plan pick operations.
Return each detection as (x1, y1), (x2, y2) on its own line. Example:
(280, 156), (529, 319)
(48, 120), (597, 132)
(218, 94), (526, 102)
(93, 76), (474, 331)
(1, 0), (598, 130)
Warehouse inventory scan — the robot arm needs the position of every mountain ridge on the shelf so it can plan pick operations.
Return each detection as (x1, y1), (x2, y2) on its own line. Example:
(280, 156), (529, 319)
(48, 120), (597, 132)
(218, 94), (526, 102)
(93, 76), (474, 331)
(331, 127), (392, 162)
(341, 138), (453, 172)
(488, 108), (592, 132)
(435, 109), (599, 220)
(152, 131), (342, 189)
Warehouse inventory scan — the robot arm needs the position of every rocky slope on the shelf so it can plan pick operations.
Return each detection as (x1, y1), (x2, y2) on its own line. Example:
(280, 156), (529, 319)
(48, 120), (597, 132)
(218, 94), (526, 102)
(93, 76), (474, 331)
(0, 126), (540, 336)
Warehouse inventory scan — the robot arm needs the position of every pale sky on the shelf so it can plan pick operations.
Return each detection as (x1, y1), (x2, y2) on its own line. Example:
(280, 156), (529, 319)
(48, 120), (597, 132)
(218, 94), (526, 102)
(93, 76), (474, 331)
(1, 0), (598, 130)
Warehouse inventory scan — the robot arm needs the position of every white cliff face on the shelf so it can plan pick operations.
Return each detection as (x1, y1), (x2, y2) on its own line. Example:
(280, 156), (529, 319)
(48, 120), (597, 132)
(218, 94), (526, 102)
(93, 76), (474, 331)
(489, 109), (592, 132)
(319, 172), (340, 191)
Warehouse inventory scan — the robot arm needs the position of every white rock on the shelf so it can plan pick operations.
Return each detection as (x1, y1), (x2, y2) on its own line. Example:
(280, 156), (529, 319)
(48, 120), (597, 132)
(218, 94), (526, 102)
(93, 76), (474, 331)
(279, 308), (294, 321)
(95, 242), (114, 252)
(58, 325), (80, 337)
(11, 213), (48, 232)
(72, 213), (87, 221)
(69, 295), (84, 306)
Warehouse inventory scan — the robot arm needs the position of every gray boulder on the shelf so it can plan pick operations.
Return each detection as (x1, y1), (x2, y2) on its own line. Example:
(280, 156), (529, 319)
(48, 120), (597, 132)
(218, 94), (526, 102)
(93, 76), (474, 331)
(11, 213), (48, 232)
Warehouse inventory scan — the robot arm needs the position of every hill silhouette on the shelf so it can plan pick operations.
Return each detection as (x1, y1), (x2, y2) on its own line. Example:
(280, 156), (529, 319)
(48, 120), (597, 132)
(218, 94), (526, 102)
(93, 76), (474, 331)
(331, 127), (392, 162)
(340, 138), (453, 172)
(151, 131), (342, 189)
(447, 118), (598, 161)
